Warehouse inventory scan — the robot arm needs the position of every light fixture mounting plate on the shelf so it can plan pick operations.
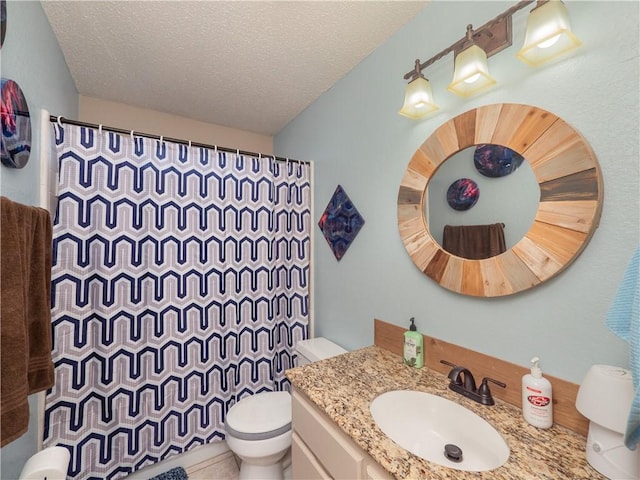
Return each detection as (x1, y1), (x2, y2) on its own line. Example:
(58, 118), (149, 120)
(454, 17), (513, 59)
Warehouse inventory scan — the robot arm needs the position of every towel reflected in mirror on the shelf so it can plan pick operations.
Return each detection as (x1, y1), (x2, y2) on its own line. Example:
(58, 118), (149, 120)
(442, 223), (506, 260)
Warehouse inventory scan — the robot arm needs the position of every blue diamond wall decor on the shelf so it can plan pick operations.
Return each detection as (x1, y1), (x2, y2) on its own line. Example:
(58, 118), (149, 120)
(318, 185), (364, 261)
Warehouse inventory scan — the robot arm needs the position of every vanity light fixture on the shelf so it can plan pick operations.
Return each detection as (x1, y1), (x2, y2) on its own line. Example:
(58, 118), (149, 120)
(447, 25), (497, 98)
(399, 60), (439, 119)
(400, 0), (581, 119)
(517, 0), (582, 66)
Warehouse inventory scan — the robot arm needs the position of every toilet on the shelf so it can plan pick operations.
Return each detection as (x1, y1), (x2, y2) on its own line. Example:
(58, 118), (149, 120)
(225, 337), (347, 480)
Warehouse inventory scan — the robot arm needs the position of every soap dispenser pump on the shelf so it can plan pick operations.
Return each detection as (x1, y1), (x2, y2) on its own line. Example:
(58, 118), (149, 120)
(403, 317), (423, 369)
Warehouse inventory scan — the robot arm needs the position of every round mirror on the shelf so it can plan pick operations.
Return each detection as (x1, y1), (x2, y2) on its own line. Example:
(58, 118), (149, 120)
(398, 103), (603, 297)
(426, 145), (540, 258)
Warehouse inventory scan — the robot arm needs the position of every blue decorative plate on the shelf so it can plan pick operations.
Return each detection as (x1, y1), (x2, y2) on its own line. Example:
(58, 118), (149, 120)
(1, 78), (31, 169)
(474, 144), (524, 178)
(447, 178), (479, 211)
(318, 185), (364, 261)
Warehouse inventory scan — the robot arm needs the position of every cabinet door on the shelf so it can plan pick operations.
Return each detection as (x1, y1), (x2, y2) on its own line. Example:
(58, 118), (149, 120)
(365, 461), (393, 480)
(292, 390), (364, 480)
(292, 432), (331, 480)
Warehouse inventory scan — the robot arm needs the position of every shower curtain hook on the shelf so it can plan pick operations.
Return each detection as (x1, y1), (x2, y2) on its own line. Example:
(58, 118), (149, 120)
(98, 124), (103, 135)
(57, 116), (63, 127)
(159, 135), (164, 145)
(130, 130), (135, 141)
(188, 140), (192, 148)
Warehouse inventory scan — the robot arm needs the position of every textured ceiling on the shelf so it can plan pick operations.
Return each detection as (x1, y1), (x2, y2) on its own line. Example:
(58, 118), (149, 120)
(42, 1), (427, 136)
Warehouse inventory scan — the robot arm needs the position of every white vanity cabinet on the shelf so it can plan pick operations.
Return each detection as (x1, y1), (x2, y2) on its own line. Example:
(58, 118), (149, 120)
(291, 388), (393, 480)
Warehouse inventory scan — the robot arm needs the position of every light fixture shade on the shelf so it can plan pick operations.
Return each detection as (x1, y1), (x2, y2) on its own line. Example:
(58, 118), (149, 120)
(517, 0), (581, 66)
(398, 76), (439, 119)
(447, 44), (496, 98)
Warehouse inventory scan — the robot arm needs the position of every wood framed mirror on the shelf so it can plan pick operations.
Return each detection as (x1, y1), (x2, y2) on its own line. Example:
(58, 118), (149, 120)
(397, 103), (603, 297)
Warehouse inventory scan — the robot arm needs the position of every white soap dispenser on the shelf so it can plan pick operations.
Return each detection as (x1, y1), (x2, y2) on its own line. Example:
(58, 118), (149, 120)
(522, 357), (553, 429)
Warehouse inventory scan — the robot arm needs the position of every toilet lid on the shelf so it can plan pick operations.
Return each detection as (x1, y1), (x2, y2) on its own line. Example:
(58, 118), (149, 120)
(225, 391), (292, 441)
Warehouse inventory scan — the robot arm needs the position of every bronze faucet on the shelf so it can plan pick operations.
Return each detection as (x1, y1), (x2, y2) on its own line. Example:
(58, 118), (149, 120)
(440, 360), (506, 406)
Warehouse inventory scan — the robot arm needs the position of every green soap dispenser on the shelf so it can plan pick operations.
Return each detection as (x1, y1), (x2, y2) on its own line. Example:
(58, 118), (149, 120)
(403, 317), (423, 368)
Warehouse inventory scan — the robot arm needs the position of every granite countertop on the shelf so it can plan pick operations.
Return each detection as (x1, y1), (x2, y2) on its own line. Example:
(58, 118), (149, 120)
(285, 345), (605, 480)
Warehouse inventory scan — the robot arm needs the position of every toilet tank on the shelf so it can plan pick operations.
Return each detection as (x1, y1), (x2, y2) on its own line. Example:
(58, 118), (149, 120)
(296, 337), (346, 366)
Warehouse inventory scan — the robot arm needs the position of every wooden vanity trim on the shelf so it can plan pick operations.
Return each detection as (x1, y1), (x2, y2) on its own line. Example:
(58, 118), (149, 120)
(374, 318), (588, 436)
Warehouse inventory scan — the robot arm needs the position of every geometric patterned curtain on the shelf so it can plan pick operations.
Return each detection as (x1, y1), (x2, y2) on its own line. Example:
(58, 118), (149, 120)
(43, 124), (311, 479)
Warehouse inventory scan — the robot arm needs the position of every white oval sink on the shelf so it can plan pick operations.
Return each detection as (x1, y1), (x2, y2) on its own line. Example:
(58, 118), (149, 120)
(370, 390), (509, 472)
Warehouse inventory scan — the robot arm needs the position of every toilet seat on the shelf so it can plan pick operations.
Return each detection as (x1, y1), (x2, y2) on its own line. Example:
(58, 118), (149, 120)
(226, 391), (291, 441)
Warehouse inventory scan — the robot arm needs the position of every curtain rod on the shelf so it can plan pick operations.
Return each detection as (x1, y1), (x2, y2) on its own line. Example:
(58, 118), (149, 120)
(49, 115), (309, 165)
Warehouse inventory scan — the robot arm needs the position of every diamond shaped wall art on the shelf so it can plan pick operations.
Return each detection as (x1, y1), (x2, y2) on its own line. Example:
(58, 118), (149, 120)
(318, 185), (364, 261)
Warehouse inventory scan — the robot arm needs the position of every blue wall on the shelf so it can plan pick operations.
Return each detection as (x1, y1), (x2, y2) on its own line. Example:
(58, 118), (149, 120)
(275, 2), (640, 383)
(0, 1), (77, 478)
(0, 0), (77, 206)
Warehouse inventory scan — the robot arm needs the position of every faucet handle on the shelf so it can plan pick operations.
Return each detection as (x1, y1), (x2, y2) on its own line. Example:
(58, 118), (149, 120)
(440, 359), (457, 369)
(478, 377), (506, 405)
(482, 377), (506, 389)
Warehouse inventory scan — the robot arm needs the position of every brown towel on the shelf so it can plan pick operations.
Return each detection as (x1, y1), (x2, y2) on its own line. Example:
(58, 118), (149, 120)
(1, 196), (54, 447)
(442, 223), (507, 260)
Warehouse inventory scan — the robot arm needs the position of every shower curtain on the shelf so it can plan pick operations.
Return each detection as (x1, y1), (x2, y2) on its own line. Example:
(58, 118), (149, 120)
(43, 124), (311, 479)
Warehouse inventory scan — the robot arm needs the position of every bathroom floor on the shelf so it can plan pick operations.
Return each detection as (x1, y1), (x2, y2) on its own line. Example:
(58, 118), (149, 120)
(185, 453), (292, 479)
(185, 452), (239, 479)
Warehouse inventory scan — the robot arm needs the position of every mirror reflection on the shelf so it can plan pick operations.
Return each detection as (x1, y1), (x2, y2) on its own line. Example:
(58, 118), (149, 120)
(426, 145), (540, 259)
